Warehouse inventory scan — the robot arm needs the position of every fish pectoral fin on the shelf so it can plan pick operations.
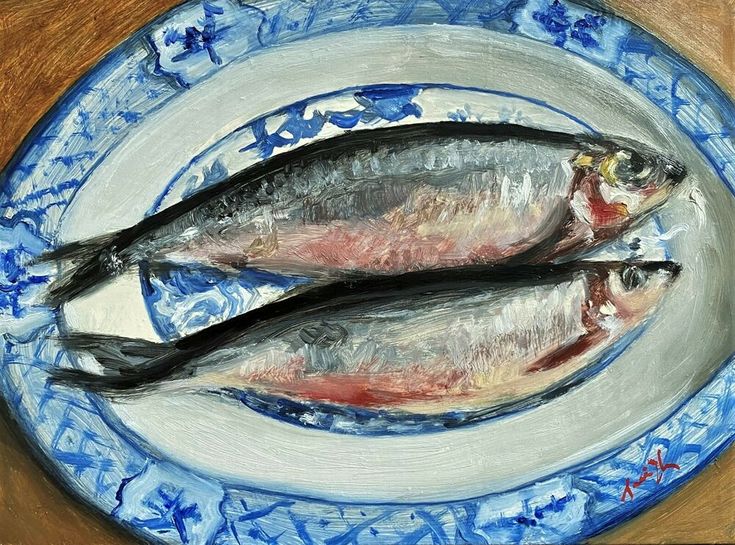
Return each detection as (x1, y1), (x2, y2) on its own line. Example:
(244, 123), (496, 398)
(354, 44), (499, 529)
(525, 330), (608, 374)
(501, 208), (576, 265)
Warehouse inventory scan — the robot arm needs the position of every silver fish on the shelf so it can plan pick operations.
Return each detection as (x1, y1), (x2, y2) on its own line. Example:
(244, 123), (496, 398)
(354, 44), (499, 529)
(43, 123), (685, 305)
(52, 261), (679, 431)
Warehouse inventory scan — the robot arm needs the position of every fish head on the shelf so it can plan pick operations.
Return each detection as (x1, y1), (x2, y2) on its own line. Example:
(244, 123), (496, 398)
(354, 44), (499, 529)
(602, 261), (681, 320)
(571, 140), (686, 233)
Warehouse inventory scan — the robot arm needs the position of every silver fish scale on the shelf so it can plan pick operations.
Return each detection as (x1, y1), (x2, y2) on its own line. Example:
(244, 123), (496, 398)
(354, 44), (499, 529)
(292, 277), (588, 377)
(185, 274), (589, 388)
(130, 136), (576, 262)
(265, 138), (572, 214)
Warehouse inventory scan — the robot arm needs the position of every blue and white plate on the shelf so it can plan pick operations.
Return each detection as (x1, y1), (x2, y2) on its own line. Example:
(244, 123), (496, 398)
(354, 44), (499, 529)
(1, 1), (734, 543)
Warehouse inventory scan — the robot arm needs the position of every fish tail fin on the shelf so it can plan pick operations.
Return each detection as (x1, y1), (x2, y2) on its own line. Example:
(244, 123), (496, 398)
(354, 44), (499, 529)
(48, 333), (179, 393)
(48, 366), (135, 393)
(37, 232), (131, 306)
(36, 231), (119, 264)
(59, 332), (171, 368)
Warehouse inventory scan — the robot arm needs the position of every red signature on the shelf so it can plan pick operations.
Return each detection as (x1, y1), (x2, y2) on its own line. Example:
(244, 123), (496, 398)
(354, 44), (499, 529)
(620, 448), (680, 502)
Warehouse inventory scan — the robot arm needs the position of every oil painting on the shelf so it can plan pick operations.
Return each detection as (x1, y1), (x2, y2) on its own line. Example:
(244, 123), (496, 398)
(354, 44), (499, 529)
(0, 0), (733, 543)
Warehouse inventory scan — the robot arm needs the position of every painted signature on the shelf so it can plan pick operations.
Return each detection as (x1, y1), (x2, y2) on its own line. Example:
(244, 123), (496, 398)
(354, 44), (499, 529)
(620, 448), (680, 502)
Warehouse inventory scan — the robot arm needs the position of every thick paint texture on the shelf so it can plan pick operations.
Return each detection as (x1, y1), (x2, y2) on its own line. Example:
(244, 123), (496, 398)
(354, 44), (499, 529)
(56, 261), (680, 435)
(0, 0), (733, 544)
(44, 120), (683, 305)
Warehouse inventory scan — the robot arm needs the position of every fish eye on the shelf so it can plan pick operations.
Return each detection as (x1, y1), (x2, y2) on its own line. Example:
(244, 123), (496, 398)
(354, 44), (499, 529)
(626, 150), (646, 175)
(614, 150), (652, 186)
(620, 265), (648, 290)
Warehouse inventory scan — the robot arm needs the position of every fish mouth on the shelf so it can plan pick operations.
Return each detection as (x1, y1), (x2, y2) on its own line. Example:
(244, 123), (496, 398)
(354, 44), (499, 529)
(630, 260), (682, 278)
(663, 260), (682, 278)
(664, 159), (687, 185)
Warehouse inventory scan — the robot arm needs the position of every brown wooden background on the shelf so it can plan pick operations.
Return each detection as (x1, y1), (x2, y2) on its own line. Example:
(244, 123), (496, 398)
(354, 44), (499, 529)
(0, 0), (733, 543)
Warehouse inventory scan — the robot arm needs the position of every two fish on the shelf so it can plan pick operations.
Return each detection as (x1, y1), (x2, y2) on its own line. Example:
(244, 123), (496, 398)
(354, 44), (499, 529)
(46, 122), (686, 430)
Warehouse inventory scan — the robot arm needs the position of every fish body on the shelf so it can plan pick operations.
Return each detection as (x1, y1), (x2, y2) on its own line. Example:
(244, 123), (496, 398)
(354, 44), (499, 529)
(54, 261), (679, 431)
(44, 123), (685, 305)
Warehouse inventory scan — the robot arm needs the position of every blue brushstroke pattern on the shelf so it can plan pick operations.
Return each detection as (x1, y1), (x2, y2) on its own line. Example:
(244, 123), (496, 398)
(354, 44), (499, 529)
(571, 12), (607, 48)
(532, 0), (570, 46)
(532, 0), (606, 48)
(170, 2), (225, 65)
(239, 103), (328, 158)
(113, 461), (223, 544)
(140, 261), (310, 341)
(240, 85), (423, 158)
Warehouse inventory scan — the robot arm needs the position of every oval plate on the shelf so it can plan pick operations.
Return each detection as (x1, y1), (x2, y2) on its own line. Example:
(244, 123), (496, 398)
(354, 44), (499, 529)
(1, 1), (734, 543)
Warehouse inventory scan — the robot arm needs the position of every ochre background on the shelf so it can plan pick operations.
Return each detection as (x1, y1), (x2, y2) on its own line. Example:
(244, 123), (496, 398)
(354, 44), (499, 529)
(0, 0), (734, 543)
